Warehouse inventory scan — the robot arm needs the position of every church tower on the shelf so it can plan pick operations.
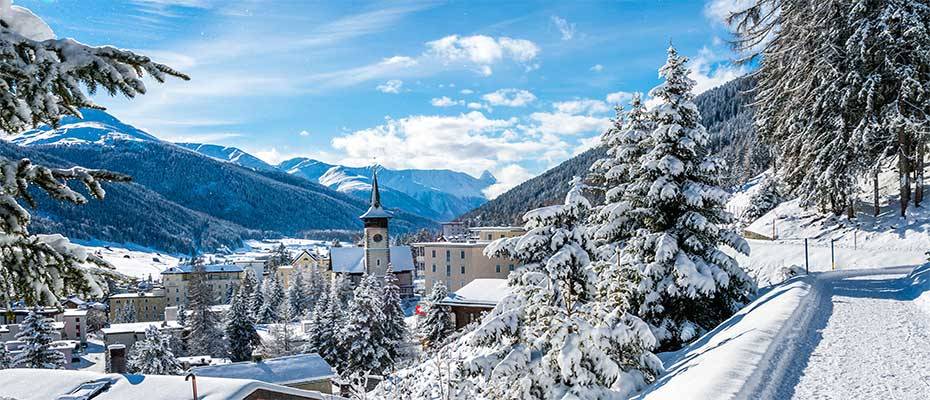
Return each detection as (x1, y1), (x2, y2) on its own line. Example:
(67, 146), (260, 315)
(360, 168), (391, 277)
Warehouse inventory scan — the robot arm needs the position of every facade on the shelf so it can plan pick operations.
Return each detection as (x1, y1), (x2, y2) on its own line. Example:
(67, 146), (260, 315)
(413, 227), (524, 292)
(193, 353), (337, 394)
(438, 278), (510, 329)
(440, 221), (469, 242)
(108, 289), (166, 322)
(329, 169), (416, 297)
(161, 264), (245, 307)
(61, 309), (88, 344)
(278, 249), (328, 289)
(101, 321), (184, 350)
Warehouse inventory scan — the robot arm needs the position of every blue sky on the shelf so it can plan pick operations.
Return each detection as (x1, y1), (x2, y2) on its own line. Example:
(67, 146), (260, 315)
(21, 0), (745, 197)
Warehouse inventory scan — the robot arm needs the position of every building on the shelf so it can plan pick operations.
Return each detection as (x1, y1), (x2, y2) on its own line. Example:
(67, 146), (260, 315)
(161, 264), (245, 307)
(278, 249), (328, 289)
(193, 353), (337, 394)
(329, 169), (415, 297)
(61, 309), (88, 344)
(231, 253), (271, 282)
(438, 278), (510, 329)
(413, 226), (524, 292)
(440, 221), (468, 242)
(100, 321), (184, 350)
(0, 306), (60, 325)
(0, 369), (339, 400)
(108, 289), (167, 322)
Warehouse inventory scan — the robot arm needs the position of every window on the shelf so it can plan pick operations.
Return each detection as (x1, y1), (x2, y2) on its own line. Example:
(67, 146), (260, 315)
(432, 264), (436, 273)
(460, 266), (465, 274)
(445, 250), (451, 262)
(508, 264), (515, 272)
(460, 250), (465, 259)
(496, 264), (501, 273)
(446, 265), (451, 276)
(377, 259), (381, 266)
(487, 234), (492, 240)
(432, 249), (436, 258)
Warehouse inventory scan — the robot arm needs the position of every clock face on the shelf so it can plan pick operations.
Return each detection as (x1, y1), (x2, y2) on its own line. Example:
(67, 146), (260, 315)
(372, 234), (384, 243)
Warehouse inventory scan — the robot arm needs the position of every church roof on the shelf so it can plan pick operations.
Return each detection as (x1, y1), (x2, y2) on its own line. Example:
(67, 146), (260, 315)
(329, 246), (414, 274)
(359, 167), (393, 220)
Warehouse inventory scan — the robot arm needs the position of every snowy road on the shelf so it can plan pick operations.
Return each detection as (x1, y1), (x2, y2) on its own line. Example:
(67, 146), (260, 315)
(752, 266), (930, 400)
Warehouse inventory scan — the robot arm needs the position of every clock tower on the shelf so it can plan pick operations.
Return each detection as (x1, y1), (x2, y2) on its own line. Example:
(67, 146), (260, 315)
(360, 168), (392, 277)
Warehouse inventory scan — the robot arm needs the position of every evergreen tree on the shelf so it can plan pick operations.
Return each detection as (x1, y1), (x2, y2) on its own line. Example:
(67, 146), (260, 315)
(0, 343), (11, 369)
(302, 280), (331, 354)
(117, 301), (136, 323)
(418, 282), (453, 350)
(238, 268), (260, 321)
(14, 307), (66, 369)
(268, 243), (292, 268)
(258, 271), (284, 323)
(305, 265), (327, 314)
(619, 47), (752, 350)
(176, 303), (188, 327)
(127, 325), (182, 375)
(381, 267), (408, 365)
(741, 173), (781, 224)
(263, 297), (298, 357)
(186, 263), (225, 357)
(286, 268), (309, 318)
(304, 279), (344, 369)
(460, 179), (662, 399)
(339, 274), (390, 377)
(226, 288), (258, 362)
(0, 2), (186, 306)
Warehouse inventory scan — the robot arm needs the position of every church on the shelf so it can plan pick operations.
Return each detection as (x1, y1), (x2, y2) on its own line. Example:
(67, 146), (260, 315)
(328, 169), (415, 297)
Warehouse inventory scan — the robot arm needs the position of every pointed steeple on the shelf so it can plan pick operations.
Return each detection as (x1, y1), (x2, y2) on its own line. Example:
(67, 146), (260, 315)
(370, 167), (382, 209)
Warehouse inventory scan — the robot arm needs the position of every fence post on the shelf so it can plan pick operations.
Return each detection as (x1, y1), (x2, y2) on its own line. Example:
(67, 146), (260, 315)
(772, 216), (776, 240)
(831, 239), (835, 271)
(804, 238), (809, 274)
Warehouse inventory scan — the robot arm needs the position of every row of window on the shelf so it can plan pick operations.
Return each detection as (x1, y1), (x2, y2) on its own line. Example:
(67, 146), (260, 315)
(431, 249), (468, 261)
(429, 263), (515, 276)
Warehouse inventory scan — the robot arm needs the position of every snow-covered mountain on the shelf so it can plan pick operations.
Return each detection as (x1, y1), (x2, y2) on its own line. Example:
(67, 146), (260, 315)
(278, 158), (496, 221)
(175, 142), (276, 172)
(8, 109), (159, 146)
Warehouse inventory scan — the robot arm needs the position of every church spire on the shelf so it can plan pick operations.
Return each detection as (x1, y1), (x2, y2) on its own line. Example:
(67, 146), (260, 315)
(370, 166), (381, 209)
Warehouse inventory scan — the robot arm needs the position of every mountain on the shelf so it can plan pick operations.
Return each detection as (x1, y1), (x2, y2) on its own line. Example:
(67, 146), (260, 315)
(175, 143), (276, 172)
(460, 76), (765, 226)
(6, 111), (437, 253)
(278, 158), (496, 221)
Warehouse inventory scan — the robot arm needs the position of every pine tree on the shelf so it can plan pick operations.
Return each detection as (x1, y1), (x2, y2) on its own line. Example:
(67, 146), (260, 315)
(588, 92), (654, 261)
(226, 288), (258, 362)
(186, 263), (225, 357)
(304, 278), (344, 369)
(263, 297), (298, 357)
(176, 303), (188, 327)
(741, 173), (781, 224)
(14, 307), (66, 369)
(127, 325), (182, 375)
(460, 179), (662, 399)
(619, 47), (752, 350)
(0, 343), (11, 369)
(302, 280), (331, 354)
(418, 282), (453, 350)
(305, 265), (327, 314)
(238, 268), (259, 321)
(339, 274), (390, 377)
(381, 267), (408, 366)
(0, 3), (186, 306)
(116, 301), (136, 323)
(258, 271), (284, 323)
(268, 243), (292, 268)
(286, 268), (309, 319)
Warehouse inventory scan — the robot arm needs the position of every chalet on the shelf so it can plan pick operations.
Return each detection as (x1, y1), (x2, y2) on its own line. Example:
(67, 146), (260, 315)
(193, 353), (337, 394)
(438, 278), (511, 329)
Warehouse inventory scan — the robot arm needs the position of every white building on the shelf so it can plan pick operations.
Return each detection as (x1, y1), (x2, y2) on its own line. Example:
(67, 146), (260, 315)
(162, 264), (245, 307)
(193, 353), (337, 394)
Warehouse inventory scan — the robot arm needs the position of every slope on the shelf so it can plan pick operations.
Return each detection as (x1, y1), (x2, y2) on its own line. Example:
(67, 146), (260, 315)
(175, 142), (276, 172)
(460, 75), (763, 226)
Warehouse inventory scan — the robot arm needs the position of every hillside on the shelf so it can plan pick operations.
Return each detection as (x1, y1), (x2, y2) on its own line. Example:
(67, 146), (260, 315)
(460, 76), (764, 225)
(5, 112), (437, 253)
(175, 142), (276, 172)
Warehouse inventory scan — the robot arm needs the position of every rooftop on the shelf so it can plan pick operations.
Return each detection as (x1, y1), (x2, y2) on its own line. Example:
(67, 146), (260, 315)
(192, 353), (336, 386)
(0, 369), (334, 400)
(110, 291), (164, 299)
(162, 264), (244, 274)
(101, 321), (182, 335)
(440, 278), (511, 308)
(469, 226), (525, 232)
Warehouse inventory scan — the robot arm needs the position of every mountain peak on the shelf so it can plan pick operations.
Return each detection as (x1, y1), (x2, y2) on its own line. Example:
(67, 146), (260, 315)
(479, 170), (497, 184)
(9, 108), (159, 147)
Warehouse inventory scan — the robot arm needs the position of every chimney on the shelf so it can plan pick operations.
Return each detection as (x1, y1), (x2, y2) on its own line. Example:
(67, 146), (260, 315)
(108, 344), (127, 373)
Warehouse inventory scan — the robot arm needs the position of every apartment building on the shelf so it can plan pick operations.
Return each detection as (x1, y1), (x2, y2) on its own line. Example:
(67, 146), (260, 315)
(108, 289), (167, 323)
(413, 226), (524, 292)
(161, 264), (245, 307)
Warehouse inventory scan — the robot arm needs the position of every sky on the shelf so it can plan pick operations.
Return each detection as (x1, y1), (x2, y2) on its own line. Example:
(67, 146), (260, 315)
(20, 0), (746, 198)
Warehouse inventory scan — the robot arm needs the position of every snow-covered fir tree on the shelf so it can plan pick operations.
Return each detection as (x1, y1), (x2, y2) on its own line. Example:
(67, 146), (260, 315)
(302, 279), (330, 353)
(339, 274), (390, 377)
(14, 307), (66, 369)
(618, 46), (752, 350)
(258, 271), (284, 324)
(305, 265), (327, 313)
(0, 2), (186, 306)
(381, 267), (408, 366)
(238, 268), (259, 319)
(741, 173), (781, 224)
(263, 297), (298, 358)
(268, 243), (292, 268)
(186, 263), (226, 357)
(286, 269), (309, 318)
(303, 275), (345, 369)
(127, 325), (182, 375)
(588, 92), (654, 261)
(418, 281), (453, 350)
(226, 288), (258, 362)
(460, 178), (662, 399)
(0, 343), (11, 369)
(115, 301), (137, 323)
(176, 303), (188, 327)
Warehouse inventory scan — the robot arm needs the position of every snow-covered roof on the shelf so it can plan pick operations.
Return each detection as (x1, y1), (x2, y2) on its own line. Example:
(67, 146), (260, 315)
(109, 291), (164, 299)
(101, 321), (182, 335)
(330, 246), (414, 273)
(162, 264), (244, 274)
(63, 309), (88, 317)
(440, 279), (511, 308)
(192, 353), (337, 386)
(359, 205), (394, 219)
(0, 369), (334, 400)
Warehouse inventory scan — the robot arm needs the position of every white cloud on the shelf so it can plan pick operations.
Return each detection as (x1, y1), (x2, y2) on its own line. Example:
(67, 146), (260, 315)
(688, 47), (749, 94)
(605, 91), (633, 104)
(299, 130), (310, 137)
(590, 64), (604, 72)
(483, 164), (535, 199)
(553, 99), (609, 115)
(481, 89), (537, 107)
(528, 112), (610, 136)
(704, 0), (756, 25)
(573, 135), (602, 156)
(550, 16), (576, 41)
(427, 34), (540, 75)
(376, 79), (404, 94)
(460, 89), (474, 95)
(329, 111), (567, 179)
(467, 102), (485, 110)
(430, 96), (464, 107)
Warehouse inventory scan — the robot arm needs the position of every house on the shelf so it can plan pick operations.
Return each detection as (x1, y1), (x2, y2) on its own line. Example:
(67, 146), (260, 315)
(101, 321), (183, 350)
(328, 169), (415, 297)
(413, 226), (524, 292)
(0, 306), (60, 325)
(278, 249), (328, 289)
(438, 278), (511, 329)
(0, 369), (339, 400)
(193, 353), (337, 394)
(61, 309), (88, 344)
(60, 295), (86, 309)
(440, 221), (469, 242)
(108, 289), (167, 322)
(162, 264), (245, 307)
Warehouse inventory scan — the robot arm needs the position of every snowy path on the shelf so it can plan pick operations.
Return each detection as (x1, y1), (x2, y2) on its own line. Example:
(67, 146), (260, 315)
(747, 266), (930, 400)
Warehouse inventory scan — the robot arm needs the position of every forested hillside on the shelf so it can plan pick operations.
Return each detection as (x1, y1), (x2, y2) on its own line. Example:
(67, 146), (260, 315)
(460, 76), (763, 225)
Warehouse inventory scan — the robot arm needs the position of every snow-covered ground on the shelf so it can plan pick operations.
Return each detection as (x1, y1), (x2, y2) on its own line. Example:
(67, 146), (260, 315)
(74, 240), (179, 280)
(639, 265), (930, 399)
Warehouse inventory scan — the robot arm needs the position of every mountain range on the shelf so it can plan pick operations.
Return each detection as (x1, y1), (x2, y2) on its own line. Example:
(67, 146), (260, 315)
(459, 75), (765, 226)
(5, 109), (438, 253)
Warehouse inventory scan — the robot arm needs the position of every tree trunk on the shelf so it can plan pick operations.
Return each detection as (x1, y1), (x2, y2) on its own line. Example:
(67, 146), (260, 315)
(916, 140), (924, 206)
(873, 168), (880, 217)
(899, 134), (911, 217)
